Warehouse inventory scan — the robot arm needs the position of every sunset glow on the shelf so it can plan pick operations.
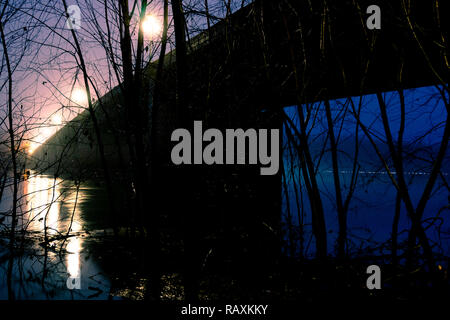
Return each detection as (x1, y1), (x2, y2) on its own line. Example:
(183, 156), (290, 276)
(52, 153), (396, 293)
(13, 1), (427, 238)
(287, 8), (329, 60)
(28, 124), (58, 154)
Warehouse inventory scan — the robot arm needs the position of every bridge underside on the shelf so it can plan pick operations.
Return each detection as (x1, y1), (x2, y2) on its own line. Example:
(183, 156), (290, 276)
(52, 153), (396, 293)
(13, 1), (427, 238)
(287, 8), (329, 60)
(151, 0), (448, 274)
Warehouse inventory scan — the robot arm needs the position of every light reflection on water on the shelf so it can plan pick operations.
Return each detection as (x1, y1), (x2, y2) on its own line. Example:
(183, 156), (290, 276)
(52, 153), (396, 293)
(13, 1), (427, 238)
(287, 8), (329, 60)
(0, 172), (110, 299)
(24, 174), (62, 235)
(63, 186), (82, 279)
(24, 174), (82, 279)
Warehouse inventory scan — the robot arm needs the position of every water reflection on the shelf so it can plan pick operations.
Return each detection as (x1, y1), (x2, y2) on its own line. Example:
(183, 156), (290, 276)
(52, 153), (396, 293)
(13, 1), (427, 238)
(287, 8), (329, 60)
(24, 174), (83, 279)
(62, 185), (83, 279)
(25, 175), (62, 235)
(66, 237), (81, 278)
(0, 172), (110, 299)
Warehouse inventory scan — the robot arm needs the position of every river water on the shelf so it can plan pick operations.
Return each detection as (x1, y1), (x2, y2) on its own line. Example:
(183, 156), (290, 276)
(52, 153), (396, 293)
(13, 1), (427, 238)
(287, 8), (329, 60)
(0, 171), (112, 299)
(1, 168), (449, 299)
(283, 168), (450, 258)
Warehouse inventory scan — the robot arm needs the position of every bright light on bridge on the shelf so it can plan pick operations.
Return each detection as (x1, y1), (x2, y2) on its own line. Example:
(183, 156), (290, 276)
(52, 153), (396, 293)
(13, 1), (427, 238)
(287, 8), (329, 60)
(71, 88), (88, 106)
(51, 113), (63, 125)
(142, 14), (161, 38)
(28, 115), (64, 155)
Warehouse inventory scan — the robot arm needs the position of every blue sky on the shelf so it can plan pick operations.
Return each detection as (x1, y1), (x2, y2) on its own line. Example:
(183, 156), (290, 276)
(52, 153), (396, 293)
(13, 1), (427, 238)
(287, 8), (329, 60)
(284, 85), (448, 147)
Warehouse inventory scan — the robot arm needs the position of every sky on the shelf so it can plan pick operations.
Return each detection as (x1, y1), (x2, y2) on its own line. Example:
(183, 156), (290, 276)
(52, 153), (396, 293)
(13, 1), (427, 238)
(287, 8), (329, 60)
(0, 0), (255, 155)
(282, 85), (450, 257)
(1, 1), (447, 156)
(284, 85), (448, 147)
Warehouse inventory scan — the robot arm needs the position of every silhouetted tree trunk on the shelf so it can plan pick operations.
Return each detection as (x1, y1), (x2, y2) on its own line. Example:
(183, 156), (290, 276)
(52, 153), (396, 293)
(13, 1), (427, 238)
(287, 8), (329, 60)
(391, 89), (406, 267)
(0, 13), (18, 301)
(62, 0), (118, 237)
(171, 0), (200, 301)
(280, 7), (328, 258)
(324, 100), (346, 258)
(376, 92), (434, 269)
(144, 0), (170, 302)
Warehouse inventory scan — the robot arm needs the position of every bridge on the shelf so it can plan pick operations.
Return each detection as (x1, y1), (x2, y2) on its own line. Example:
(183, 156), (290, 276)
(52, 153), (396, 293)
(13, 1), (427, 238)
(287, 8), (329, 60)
(29, 0), (448, 294)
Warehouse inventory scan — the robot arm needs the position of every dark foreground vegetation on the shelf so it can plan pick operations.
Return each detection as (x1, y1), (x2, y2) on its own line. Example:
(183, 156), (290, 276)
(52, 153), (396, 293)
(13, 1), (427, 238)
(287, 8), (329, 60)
(0, 0), (449, 302)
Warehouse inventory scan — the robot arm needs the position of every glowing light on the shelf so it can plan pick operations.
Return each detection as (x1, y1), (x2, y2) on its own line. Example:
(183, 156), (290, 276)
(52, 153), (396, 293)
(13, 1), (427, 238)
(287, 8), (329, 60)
(67, 237), (81, 277)
(71, 88), (88, 106)
(142, 15), (161, 38)
(26, 175), (61, 234)
(24, 173), (85, 279)
(51, 113), (63, 125)
(28, 126), (54, 154)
